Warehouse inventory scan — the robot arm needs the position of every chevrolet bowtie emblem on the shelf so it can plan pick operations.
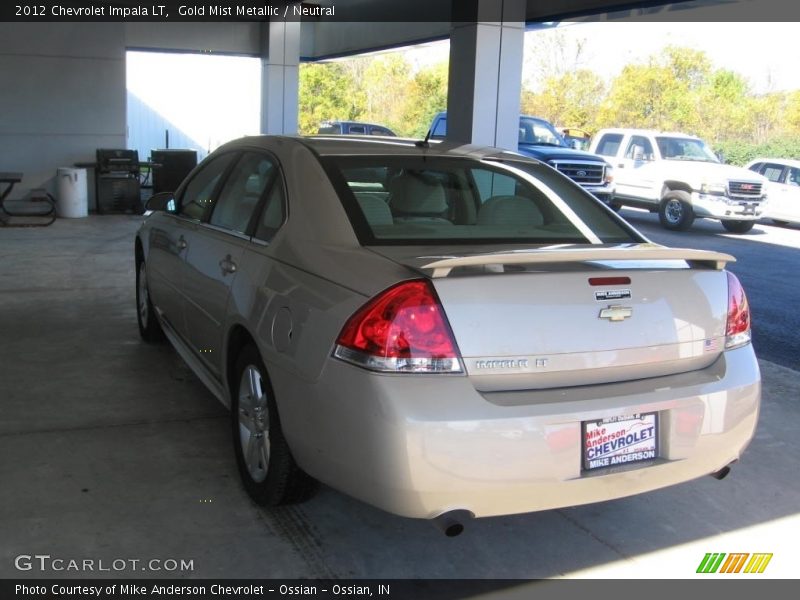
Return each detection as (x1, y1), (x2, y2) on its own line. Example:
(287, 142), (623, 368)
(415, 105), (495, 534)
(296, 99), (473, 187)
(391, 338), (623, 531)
(599, 305), (633, 322)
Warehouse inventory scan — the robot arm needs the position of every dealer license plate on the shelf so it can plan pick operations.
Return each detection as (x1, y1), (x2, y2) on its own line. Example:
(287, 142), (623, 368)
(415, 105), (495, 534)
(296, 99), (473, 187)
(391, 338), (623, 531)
(582, 412), (658, 471)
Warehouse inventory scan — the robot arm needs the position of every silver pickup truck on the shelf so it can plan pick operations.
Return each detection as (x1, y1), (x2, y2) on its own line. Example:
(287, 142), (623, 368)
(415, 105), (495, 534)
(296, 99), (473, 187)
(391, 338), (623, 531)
(590, 128), (768, 233)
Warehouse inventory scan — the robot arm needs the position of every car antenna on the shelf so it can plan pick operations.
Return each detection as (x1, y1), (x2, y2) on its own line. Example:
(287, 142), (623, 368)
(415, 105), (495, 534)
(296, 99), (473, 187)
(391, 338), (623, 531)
(415, 128), (433, 148)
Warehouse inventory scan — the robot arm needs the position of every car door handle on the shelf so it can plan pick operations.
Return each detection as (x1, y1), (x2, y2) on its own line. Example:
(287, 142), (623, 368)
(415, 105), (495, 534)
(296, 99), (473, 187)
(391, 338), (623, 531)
(176, 236), (188, 251)
(219, 256), (237, 275)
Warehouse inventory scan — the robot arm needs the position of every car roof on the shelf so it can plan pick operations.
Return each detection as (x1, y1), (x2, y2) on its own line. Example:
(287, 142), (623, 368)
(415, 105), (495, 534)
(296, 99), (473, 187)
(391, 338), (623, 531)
(319, 120), (392, 128)
(746, 157), (800, 169)
(220, 134), (523, 161)
(595, 128), (701, 139)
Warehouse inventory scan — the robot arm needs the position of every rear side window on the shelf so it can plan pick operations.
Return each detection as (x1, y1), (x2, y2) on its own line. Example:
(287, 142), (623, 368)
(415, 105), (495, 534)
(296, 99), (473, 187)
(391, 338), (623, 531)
(254, 177), (286, 242)
(431, 116), (447, 138)
(625, 136), (654, 161)
(787, 167), (800, 186)
(595, 134), (624, 157)
(762, 164), (786, 183)
(348, 125), (366, 134)
(179, 153), (236, 221)
(210, 153), (276, 234)
(322, 156), (639, 246)
(370, 126), (394, 136)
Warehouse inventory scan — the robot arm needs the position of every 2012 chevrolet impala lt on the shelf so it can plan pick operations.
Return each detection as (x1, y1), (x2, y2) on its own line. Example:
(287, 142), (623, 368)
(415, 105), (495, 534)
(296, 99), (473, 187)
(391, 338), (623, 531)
(134, 136), (760, 535)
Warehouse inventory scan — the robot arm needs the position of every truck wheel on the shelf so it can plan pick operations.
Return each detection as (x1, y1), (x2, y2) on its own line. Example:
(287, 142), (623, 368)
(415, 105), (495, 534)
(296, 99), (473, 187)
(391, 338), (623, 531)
(659, 192), (695, 231)
(721, 220), (755, 234)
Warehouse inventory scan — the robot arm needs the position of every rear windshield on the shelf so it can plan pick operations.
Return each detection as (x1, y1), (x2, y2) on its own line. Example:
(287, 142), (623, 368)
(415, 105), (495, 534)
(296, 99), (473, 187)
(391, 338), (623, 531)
(321, 156), (640, 246)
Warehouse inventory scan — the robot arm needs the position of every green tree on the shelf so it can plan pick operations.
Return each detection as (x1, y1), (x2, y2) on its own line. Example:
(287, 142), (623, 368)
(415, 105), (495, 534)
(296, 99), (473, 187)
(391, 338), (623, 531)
(359, 55), (412, 132)
(521, 69), (605, 130)
(694, 69), (751, 142)
(298, 62), (361, 134)
(785, 90), (800, 135)
(401, 61), (449, 138)
(597, 47), (711, 133)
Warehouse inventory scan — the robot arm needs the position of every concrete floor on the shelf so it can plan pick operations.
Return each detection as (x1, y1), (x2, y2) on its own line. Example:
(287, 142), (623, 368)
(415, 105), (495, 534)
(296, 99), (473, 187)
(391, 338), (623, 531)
(1, 216), (799, 580)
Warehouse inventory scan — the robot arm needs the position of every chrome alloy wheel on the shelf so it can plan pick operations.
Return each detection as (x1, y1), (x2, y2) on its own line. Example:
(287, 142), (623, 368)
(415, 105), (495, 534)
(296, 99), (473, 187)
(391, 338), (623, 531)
(238, 365), (271, 482)
(137, 261), (149, 326)
(664, 199), (684, 225)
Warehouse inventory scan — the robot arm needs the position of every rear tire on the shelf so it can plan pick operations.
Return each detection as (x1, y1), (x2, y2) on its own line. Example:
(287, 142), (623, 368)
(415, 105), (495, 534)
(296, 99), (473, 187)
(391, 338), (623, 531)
(231, 345), (317, 506)
(136, 259), (165, 342)
(721, 220), (755, 234)
(658, 191), (695, 231)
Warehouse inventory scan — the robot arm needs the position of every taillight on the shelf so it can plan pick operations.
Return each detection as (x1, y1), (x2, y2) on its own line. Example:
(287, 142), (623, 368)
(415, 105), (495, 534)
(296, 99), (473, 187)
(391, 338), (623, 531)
(333, 279), (463, 373)
(725, 271), (751, 349)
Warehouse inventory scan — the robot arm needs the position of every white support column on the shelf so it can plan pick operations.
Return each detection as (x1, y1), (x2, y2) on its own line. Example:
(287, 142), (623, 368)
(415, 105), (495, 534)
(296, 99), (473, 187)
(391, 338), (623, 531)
(447, 0), (526, 150)
(260, 19), (301, 135)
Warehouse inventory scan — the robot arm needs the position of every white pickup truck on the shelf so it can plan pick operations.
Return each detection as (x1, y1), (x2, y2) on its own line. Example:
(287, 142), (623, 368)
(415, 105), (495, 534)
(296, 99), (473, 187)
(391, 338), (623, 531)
(590, 128), (768, 233)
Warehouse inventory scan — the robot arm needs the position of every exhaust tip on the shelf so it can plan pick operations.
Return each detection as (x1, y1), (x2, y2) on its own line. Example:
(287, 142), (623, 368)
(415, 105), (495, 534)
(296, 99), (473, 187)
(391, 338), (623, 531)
(711, 465), (731, 480)
(432, 509), (474, 537)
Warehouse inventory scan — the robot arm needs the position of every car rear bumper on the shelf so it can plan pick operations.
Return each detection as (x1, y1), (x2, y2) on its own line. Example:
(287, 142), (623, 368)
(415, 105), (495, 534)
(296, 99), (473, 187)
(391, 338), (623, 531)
(692, 192), (765, 220)
(274, 345), (760, 520)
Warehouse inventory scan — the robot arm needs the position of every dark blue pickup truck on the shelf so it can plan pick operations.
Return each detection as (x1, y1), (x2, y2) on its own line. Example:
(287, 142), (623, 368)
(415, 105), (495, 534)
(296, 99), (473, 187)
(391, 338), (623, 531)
(429, 111), (615, 205)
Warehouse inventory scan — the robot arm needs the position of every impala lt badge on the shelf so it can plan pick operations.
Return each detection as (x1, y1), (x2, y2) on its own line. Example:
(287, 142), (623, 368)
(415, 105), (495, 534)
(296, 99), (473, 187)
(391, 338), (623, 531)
(599, 305), (633, 322)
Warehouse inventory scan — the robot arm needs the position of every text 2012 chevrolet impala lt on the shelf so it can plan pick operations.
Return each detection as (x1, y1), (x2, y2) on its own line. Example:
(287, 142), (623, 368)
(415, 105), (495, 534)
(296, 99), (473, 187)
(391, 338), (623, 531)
(135, 136), (760, 536)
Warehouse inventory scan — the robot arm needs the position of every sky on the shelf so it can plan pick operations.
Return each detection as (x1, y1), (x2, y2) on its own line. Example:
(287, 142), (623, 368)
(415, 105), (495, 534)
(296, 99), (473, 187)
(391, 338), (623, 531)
(551, 22), (800, 94)
(405, 22), (800, 95)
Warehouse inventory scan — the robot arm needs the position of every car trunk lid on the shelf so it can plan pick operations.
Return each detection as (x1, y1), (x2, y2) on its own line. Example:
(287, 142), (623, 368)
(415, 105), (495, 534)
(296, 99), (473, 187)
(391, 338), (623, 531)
(369, 244), (734, 391)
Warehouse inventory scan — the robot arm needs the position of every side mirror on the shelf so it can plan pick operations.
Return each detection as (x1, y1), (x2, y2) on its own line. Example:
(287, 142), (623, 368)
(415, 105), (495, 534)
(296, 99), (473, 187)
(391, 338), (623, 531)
(145, 192), (176, 213)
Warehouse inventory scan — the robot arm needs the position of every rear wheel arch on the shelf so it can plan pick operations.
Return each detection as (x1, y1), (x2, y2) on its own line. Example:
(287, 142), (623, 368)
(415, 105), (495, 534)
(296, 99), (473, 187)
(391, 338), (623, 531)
(135, 236), (144, 264)
(229, 340), (317, 505)
(225, 324), (258, 401)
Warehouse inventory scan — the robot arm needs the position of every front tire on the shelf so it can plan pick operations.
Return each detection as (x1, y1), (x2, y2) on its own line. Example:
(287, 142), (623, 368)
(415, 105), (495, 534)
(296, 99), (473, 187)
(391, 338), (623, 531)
(721, 220), (755, 234)
(659, 191), (695, 231)
(231, 345), (316, 506)
(136, 259), (165, 342)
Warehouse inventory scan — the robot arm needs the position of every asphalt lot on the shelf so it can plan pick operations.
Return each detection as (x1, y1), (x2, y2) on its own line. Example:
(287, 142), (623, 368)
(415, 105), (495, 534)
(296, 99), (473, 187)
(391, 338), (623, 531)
(0, 214), (798, 582)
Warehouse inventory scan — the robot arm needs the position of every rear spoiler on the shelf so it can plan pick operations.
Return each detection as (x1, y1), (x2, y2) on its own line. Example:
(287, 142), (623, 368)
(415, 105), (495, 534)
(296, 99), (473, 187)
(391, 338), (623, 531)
(421, 246), (735, 278)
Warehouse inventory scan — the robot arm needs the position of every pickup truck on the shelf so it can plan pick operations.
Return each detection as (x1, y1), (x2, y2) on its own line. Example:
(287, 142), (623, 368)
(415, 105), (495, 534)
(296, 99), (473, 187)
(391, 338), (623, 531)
(590, 128), (768, 233)
(429, 111), (615, 205)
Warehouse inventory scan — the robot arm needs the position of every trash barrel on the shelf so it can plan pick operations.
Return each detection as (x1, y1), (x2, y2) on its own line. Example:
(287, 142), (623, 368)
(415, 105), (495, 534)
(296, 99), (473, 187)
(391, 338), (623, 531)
(56, 167), (88, 218)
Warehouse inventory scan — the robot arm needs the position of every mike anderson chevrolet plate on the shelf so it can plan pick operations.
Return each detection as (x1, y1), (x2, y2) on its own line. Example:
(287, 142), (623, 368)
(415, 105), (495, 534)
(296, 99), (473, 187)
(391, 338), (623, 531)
(583, 413), (659, 471)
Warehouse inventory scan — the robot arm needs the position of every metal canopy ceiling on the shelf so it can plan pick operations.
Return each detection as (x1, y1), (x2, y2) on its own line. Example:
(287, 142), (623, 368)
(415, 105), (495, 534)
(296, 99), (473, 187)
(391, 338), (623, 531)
(299, 0), (709, 60)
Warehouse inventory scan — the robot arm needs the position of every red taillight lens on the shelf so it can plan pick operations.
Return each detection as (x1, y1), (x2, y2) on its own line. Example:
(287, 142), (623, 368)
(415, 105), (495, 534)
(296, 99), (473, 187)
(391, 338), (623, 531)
(725, 271), (751, 349)
(334, 279), (462, 373)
